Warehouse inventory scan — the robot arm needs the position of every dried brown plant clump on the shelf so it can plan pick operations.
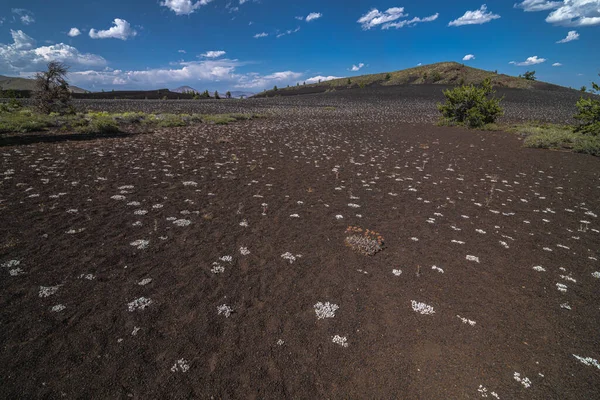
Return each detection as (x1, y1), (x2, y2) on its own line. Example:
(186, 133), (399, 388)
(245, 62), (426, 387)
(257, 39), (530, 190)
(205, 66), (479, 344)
(344, 226), (384, 256)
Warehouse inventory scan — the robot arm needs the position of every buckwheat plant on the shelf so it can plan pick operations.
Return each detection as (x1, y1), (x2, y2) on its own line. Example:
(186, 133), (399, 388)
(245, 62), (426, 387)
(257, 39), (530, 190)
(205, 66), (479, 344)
(314, 301), (339, 319)
(217, 304), (233, 317)
(332, 335), (349, 347)
(128, 297), (153, 312)
(344, 226), (384, 256)
(171, 359), (190, 373)
(411, 300), (435, 315)
(39, 285), (60, 298)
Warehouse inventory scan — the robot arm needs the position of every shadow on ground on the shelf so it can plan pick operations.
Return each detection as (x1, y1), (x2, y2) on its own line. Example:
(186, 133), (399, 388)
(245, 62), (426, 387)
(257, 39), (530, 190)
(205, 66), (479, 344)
(0, 131), (137, 147)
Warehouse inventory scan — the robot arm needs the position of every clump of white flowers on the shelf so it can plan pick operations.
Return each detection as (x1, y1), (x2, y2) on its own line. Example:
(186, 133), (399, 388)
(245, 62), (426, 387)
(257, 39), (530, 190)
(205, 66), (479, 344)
(39, 286), (60, 298)
(130, 239), (149, 250)
(332, 335), (349, 347)
(128, 297), (153, 312)
(217, 304), (234, 318)
(314, 302), (339, 319)
(171, 359), (190, 373)
(513, 372), (531, 388)
(411, 300), (435, 315)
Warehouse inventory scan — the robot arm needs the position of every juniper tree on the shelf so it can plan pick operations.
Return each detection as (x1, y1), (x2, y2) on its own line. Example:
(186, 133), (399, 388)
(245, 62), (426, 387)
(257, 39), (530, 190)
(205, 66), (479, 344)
(34, 61), (72, 114)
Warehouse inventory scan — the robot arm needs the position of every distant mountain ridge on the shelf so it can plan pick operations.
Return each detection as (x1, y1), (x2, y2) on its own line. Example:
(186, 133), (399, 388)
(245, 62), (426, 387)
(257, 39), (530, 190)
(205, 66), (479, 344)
(0, 75), (87, 94)
(172, 86), (198, 94)
(254, 61), (574, 98)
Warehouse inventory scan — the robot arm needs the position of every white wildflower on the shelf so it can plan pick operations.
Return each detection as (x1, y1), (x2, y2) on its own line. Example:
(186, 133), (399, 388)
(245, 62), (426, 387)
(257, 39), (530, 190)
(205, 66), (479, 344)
(332, 335), (349, 347)
(532, 266), (546, 272)
(173, 219), (192, 227)
(573, 354), (600, 370)
(392, 269), (402, 276)
(211, 262), (225, 274)
(128, 297), (153, 312)
(171, 359), (190, 373)
(281, 252), (297, 264)
(411, 300), (435, 315)
(466, 255), (480, 263)
(130, 239), (149, 249)
(513, 372), (531, 388)
(138, 278), (152, 286)
(240, 247), (250, 256)
(556, 283), (567, 293)
(348, 203), (360, 208)
(1, 259), (20, 268)
(432, 266), (444, 274)
(9, 268), (25, 276)
(457, 315), (476, 326)
(51, 304), (66, 312)
(217, 304), (234, 318)
(219, 255), (233, 263)
(314, 302), (339, 319)
(39, 286), (59, 298)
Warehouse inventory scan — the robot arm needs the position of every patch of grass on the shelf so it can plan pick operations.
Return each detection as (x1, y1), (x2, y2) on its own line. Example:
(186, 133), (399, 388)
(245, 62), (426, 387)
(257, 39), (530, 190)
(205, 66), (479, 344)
(511, 123), (600, 156)
(0, 109), (52, 133)
(0, 108), (264, 134)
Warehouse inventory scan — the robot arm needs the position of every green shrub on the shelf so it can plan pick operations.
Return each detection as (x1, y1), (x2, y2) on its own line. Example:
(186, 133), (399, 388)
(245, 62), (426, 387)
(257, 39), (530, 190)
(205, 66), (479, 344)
(521, 71), (536, 81)
(385, 73), (391, 81)
(79, 118), (120, 134)
(431, 71), (442, 82)
(0, 109), (51, 133)
(573, 135), (600, 156)
(437, 78), (504, 128)
(574, 76), (600, 136)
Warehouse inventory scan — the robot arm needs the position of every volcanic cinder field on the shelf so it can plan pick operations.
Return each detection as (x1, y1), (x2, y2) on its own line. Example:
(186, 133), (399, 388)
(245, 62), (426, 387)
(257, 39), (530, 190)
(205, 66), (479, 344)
(1, 87), (599, 399)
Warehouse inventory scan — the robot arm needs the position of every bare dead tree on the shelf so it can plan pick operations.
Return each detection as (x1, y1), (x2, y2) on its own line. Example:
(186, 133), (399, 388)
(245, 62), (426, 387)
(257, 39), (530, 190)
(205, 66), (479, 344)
(34, 61), (72, 114)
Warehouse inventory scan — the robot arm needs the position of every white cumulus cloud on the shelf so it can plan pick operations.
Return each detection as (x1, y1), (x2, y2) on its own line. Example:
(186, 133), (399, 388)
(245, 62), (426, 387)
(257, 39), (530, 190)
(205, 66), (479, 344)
(253, 32), (268, 38)
(276, 27), (300, 38)
(547, 0), (600, 26)
(509, 56), (547, 66)
(0, 30), (106, 74)
(68, 28), (81, 37)
(202, 50), (226, 58)
(351, 63), (365, 71)
(358, 7), (407, 30)
(448, 4), (501, 26)
(552, 62), (562, 66)
(305, 75), (341, 84)
(160, 0), (214, 16)
(382, 13), (439, 29)
(236, 70), (303, 88)
(557, 30), (580, 42)
(305, 12), (322, 22)
(89, 19), (137, 40)
(515, 0), (562, 12)
(12, 9), (35, 25)
(463, 54), (476, 61)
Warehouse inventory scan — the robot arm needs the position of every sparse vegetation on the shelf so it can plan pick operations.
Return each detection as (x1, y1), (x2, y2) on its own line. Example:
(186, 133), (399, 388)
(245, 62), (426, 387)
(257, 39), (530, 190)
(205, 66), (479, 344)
(34, 61), (72, 114)
(344, 226), (384, 256)
(0, 107), (263, 134)
(437, 78), (504, 128)
(520, 71), (536, 81)
(574, 75), (600, 136)
(509, 122), (600, 156)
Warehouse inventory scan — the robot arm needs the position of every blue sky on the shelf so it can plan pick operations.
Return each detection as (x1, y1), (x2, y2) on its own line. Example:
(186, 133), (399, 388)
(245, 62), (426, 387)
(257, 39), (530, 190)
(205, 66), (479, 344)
(0, 0), (598, 92)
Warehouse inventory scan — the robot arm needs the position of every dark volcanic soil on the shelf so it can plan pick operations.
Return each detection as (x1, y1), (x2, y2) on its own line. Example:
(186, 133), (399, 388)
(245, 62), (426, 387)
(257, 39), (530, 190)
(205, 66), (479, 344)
(1, 103), (599, 399)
